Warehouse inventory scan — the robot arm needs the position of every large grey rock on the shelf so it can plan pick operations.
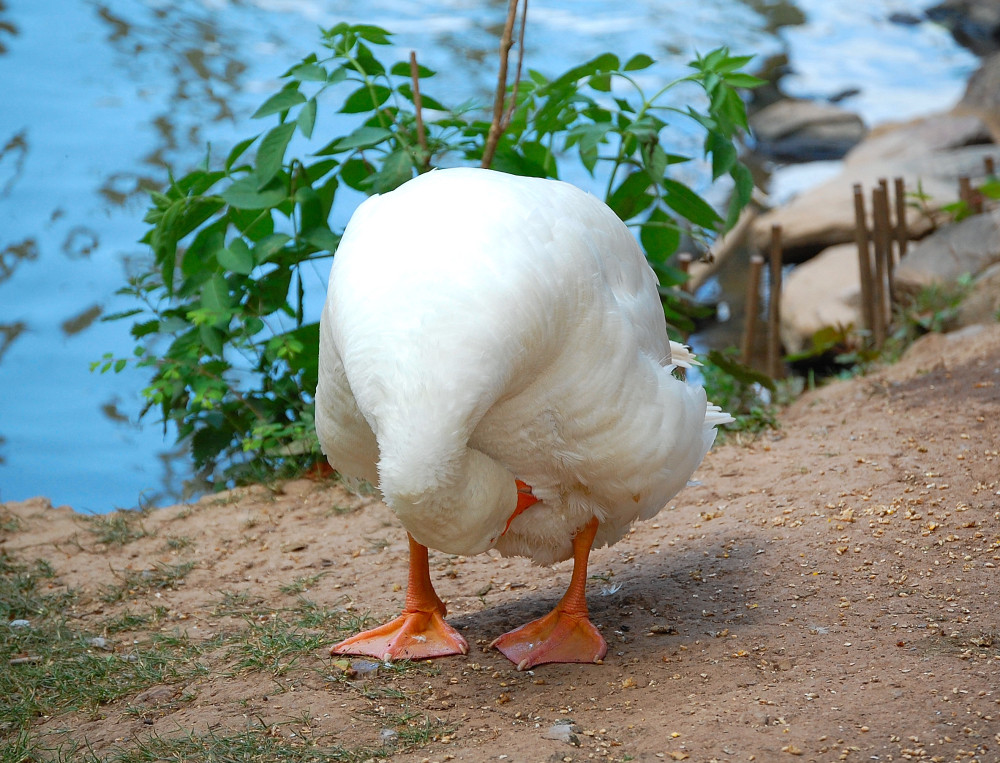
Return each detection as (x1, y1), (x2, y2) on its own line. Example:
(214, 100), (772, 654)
(955, 53), (1000, 141)
(751, 99), (867, 162)
(895, 209), (1000, 294)
(752, 114), (998, 261)
(779, 243), (863, 354)
(956, 262), (1000, 326)
(927, 0), (1000, 56)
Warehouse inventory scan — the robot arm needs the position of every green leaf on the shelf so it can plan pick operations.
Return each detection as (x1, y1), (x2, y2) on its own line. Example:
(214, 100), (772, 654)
(216, 239), (255, 275)
(708, 349), (776, 392)
(624, 53), (655, 71)
(226, 135), (260, 172)
(364, 149), (413, 193)
(255, 122), (297, 188)
(290, 62), (328, 82)
(200, 274), (232, 314)
(303, 226), (341, 253)
(723, 72), (766, 88)
(550, 53), (620, 89)
(252, 88), (306, 119)
(390, 60), (435, 78)
(222, 176), (287, 209)
(340, 85), (392, 114)
(639, 207), (680, 263)
(254, 233), (293, 263)
(339, 158), (374, 191)
(298, 98), (317, 139)
(589, 73), (612, 92)
(661, 178), (722, 229)
(317, 126), (393, 155)
(353, 24), (392, 44)
(608, 171), (654, 221)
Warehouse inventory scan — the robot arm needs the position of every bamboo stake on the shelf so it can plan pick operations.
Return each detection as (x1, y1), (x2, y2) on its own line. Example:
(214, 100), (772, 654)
(893, 177), (908, 258)
(741, 254), (765, 366)
(767, 225), (783, 379)
(871, 185), (891, 346)
(852, 184), (875, 337)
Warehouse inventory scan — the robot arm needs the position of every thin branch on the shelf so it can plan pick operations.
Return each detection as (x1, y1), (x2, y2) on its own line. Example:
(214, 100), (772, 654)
(500, 0), (529, 132)
(409, 51), (430, 172)
(481, 0), (523, 169)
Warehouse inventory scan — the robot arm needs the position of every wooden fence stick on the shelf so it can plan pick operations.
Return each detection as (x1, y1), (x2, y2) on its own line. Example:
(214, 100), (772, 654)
(767, 224), (783, 379)
(871, 185), (891, 346)
(893, 176), (908, 258)
(852, 184), (875, 337)
(741, 254), (765, 365)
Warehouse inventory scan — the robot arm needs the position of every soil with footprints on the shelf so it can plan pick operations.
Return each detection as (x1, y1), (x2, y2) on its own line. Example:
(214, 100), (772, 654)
(3, 324), (1000, 762)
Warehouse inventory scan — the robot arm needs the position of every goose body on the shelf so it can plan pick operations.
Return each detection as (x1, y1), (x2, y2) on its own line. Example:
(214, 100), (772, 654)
(316, 167), (731, 667)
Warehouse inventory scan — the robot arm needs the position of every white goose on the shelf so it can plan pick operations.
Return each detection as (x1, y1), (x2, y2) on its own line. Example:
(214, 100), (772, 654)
(315, 167), (732, 670)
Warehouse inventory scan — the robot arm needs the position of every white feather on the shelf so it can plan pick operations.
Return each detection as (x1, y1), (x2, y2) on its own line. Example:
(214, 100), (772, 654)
(315, 168), (733, 565)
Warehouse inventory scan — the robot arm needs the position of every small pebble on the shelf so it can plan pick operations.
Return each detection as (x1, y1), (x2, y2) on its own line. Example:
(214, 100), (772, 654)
(8, 620), (30, 630)
(379, 728), (398, 744)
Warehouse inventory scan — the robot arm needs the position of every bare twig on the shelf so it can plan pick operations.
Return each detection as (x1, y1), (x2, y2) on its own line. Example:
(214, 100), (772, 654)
(501, 0), (529, 131)
(409, 51), (429, 172)
(482, 0), (527, 169)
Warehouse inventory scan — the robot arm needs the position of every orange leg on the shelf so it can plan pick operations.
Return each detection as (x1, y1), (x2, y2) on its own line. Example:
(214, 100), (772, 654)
(492, 517), (607, 670)
(330, 534), (468, 661)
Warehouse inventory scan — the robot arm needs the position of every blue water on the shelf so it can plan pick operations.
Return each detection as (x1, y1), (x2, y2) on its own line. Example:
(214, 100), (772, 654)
(0, 0), (976, 512)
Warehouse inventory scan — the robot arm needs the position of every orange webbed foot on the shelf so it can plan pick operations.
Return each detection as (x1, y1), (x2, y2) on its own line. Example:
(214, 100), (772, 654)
(330, 533), (468, 662)
(491, 607), (607, 670)
(492, 516), (607, 670)
(330, 610), (469, 662)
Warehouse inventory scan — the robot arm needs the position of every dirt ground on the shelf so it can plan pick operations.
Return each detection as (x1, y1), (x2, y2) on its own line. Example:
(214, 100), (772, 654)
(3, 323), (1000, 763)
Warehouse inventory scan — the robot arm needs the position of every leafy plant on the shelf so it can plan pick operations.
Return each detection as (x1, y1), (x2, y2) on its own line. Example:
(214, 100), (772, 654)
(700, 348), (780, 435)
(95, 22), (761, 488)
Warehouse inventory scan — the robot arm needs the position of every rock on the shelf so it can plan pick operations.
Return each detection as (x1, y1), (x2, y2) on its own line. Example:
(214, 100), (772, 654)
(780, 243), (863, 354)
(956, 262), (1000, 326)
(751, 99), (867, 162)
(926, 0), (1000, 56)
(752, 114), (998, 261)
(845, 113), (993, 165)
(8, 619), (30, 630)
(894, 208), (1000, 294)
(956, 53), (1000, 141)
(378, 728), (399, 744)
(542, 722), (581, 746)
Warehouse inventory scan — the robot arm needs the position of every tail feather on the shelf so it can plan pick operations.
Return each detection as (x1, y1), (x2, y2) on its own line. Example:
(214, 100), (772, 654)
(668, 340), (701, 369)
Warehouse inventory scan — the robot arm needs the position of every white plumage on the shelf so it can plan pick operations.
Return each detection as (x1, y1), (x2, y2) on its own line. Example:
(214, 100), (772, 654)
(315, 167), (732, 667)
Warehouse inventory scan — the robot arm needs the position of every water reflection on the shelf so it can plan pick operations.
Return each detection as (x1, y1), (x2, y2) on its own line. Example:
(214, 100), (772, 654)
(0, 129), (27, 196)
(61, 305), (104, 336)
(0, 1), (15, 54)
(0, 321), (25, 363)
(0, 239), (37, 283)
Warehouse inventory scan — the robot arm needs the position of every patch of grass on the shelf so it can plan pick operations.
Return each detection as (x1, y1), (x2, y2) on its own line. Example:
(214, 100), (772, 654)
(84, 509), (150, 546)
(102, 609), (153, 634)
(294, 599), (369, 631)
(279, 571), (328, 596)
(0, 554), (205, 742)
(99, 561), (195, 603)
(38, 729), (386, 763)
(229, 615), (328, 676)
(0, 512), (22, 533)
(163, 535), (193, 551)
